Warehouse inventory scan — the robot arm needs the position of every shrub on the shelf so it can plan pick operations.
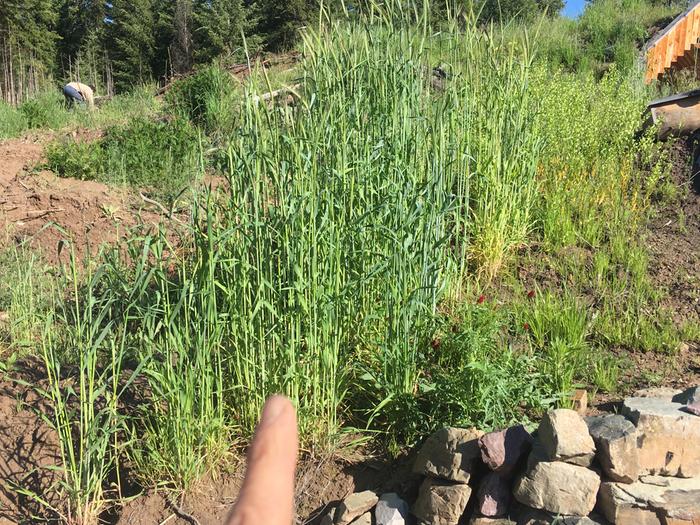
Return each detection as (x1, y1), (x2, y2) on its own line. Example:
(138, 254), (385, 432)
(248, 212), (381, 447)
(19, 91), (70, 130)
(46, 117), (203, 201)
(164, 65), (238, 133)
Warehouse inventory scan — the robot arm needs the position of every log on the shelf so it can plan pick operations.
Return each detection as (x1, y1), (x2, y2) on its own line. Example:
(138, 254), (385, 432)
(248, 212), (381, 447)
(648, 89), (700, 139)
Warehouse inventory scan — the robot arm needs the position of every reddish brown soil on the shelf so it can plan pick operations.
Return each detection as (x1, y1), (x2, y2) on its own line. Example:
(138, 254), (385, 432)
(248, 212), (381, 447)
(112, 445), (421, 525)
(0, 131), (169, 266)
(0, 371), (61, 524)
(646, 140), (700, 325)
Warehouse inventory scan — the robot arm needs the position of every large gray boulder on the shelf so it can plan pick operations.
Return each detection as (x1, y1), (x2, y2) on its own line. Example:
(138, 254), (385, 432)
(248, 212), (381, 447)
(598, 475), (700, 524)
(538, 409), (595, 467)
(413, 427), (484, 483)
(586, 414), (640, 483)
(622, 396), (700, 477)
(512, 461), (600, 516)
(335, 491), (378, 525)
(413, 477), (471, 525)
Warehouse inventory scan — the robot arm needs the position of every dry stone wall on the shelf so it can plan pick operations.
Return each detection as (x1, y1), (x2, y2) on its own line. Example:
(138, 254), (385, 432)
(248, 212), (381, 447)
(320, 386), (700, 525)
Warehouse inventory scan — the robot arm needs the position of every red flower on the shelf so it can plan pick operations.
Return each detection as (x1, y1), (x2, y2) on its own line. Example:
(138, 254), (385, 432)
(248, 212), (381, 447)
(527, 290), (535, 299)
(477, 294), (486, 304)
(523, 322), (530, 331)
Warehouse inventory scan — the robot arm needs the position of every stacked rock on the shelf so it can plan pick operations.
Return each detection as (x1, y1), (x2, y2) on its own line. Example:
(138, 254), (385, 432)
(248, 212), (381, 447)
(475, 424), (533, 520)
(594, 386), (700, 523)
(513, 410), (600, 518)
(321, 491), (411, 525)
(412, 427), (484, 525)
(317, 385), (700, 525)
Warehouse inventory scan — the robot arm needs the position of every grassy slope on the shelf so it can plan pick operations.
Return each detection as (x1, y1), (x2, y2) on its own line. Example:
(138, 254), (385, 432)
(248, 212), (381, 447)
(1, 0), (698, 519)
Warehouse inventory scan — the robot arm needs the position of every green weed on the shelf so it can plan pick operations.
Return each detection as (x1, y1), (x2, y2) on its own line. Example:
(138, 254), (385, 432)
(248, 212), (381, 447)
(46, 117), (204, 201)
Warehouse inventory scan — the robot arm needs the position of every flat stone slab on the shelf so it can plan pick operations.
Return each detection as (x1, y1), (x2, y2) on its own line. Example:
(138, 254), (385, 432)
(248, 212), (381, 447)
(623, 397), (700, 477)
(633, 387), (682, 400)
(599, 475), (700, 524)
(335, 491), (378, 525)
(350, 513), (372, 525)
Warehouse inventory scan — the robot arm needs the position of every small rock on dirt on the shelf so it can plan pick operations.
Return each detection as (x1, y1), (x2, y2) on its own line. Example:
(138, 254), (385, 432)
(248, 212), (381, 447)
(598, 475), (700, 524)
(349, 513), (372, 525)
(571, 389), (588, 415)
(413, 427), (484, 483)
(513, 461), (600, 516)
(335, 491), (378, 525)
(413, 477), (471, 525)
(375, 493), (409, 525)
(538, 409), (595, 466)
(586, 414), (640, 483)
(476, 473), (511, 517)
(478, 425), (533, 475)
(622, 396), (700, 477)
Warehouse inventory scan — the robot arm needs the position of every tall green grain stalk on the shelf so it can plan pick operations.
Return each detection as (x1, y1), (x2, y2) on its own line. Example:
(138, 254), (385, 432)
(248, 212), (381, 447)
(37, 13), (546, 494)
(38, 257), (130, 524)
(117, 224), (228, 491)
(466, 33), (540, 279)
(219, 17), (540, 433)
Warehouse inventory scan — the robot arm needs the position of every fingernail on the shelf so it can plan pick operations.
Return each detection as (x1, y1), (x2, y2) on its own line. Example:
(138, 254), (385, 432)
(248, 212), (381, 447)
(259, 395), (289, 427)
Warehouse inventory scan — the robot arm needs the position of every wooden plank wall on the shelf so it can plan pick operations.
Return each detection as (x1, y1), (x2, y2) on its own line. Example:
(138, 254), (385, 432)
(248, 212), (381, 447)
(645, 2), (700, 83)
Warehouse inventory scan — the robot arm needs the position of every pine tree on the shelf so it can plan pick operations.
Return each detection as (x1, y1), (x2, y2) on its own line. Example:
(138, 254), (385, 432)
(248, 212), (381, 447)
(192, 0), (247, 64)
(106, 0), (156, 90)
(256, 0), (316, 51)
(56, 0), (109, 89)
(0, 0), (59, 102)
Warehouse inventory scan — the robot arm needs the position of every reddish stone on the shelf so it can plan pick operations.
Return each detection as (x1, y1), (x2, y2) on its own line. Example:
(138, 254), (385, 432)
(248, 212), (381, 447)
(478, 425), (533, 474)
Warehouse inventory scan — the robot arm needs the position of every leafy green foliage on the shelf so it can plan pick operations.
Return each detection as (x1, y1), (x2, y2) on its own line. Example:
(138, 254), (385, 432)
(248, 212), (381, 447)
(164, 65), (238, 133)
(46, 117), (202, 200)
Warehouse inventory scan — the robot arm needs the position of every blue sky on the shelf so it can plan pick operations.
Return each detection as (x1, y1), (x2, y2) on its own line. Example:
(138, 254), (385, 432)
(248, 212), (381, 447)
(563, 0), (586, 18)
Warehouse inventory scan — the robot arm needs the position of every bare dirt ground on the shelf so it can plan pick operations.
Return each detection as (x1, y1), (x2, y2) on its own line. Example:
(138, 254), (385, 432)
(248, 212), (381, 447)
(0, 130), (167, 266)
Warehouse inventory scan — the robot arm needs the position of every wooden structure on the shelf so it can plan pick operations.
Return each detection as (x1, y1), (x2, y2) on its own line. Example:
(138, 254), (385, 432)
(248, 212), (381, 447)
(647, 88), (700, 138)
(645, 1), (700, 83)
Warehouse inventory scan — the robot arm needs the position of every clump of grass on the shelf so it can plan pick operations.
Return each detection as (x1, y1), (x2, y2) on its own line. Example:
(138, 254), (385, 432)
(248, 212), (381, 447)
(0, 245), (54, 354)
(0, 101), (28, 139)
(165, 65), (239, 134)
(19, 91), (72, 130)
(28, 255), (132, 524)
